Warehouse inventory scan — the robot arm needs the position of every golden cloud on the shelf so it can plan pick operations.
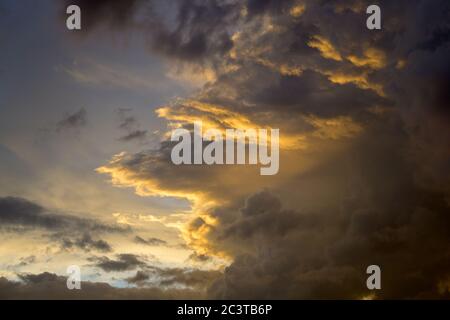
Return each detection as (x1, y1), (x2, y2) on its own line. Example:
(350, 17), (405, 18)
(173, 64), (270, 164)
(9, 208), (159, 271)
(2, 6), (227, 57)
(308, 35), (343, 61)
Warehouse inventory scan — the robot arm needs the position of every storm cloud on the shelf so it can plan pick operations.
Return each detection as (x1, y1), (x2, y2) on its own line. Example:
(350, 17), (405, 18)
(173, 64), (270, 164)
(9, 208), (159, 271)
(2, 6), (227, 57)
(94, 0), (450, 299)
(63, 0), (240, 62)
(1, 0), (447, 299)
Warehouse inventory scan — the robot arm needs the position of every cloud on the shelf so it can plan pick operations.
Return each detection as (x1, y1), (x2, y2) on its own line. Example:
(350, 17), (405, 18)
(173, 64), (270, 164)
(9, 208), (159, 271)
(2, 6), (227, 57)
(134, 236), (167, 246)
(61, 0), (145, 30)
(0, 0), (447, 300)
(116, 108), (152, 143)
(0, 272), (203, 299)
(119, 130), (148, 142)
(78, 0), (450, 299)
(126, 270), (149, 284)
(308, 35), (343, 61)
(59, 233), (112, 253)
(62, 0), (240, 62)
(0, 197), (125, 234)
(126, 267), (221, 290)
(157, 267), (221, 289)
(89, 254), (148, 272)
(56, 108), (87, 132)
(188, 252), (211, 263)
(10, 256), (37, 269)
(207, 185), (450, 299)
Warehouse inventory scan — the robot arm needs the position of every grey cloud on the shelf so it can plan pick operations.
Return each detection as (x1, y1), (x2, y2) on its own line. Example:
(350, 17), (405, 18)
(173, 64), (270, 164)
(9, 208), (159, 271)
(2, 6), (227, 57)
(56, 108), (87, 132)
(149, 1), (238, 62)
(62, 0), (240, 62)
(119, 130), (148, 142)
(245, 0), (293, 17)
(134, 236), (167, 246)
(9, 256), (37, 269)
(245, 70), (388, 117)
(116, 109), (149, 143)
(118, 115), (137, 131)
(158, 268), (221, 289)
(205, 125), (450, 299)
(89, 253), (221, 290)
(0, 272), (203, 299)
(126, 270), (150, 284)
(59, 233), (112, 253)
(126, 267), (221, 290)
(89, 254), (147, 272)
(0, 197), (125, 234)
(94, 0), (450, 299)
(61, 0), (145, 30)
(188, 252), (211, 263)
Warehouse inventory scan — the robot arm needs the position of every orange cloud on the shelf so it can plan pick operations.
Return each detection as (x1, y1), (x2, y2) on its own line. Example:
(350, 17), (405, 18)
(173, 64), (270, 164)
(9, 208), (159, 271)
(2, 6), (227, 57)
(347, 48), (387, 70)
(308, 35), (343, 61)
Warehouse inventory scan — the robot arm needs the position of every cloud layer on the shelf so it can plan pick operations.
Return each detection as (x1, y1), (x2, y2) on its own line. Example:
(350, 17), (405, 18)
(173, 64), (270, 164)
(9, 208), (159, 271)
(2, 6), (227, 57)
(1, 0), (447, 299)
(91, 0), (450, 299)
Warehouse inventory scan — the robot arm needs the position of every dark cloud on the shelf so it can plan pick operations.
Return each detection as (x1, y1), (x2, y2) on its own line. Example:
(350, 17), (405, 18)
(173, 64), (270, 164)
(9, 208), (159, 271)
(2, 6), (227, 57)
(116, 109), (149, 143)
(134, 236), (167, 246)
(126, 270), (149, 284)
(244, 69), (388, 117)
(119, 130), (148, 142)
(97, 140), (268, 204)
(158, 268), (221, 289)
(62, 0), (240, 62)
(0, 272), (202, 299)
(89, 254), (147, 272)
(62, 0), (145, 30)
(88, 253), (220, 290)
(85, 0), (450, 299)
(205, 126), (450, 299)
(188, 252), (211, 263)
(149, 1), (238, 62)
(59, 233), (112, 253)
(126, 267), (221, 290)
(245, 0), (291, 15)
(0, 197), (125, 234)
(56, 108), (87, 132)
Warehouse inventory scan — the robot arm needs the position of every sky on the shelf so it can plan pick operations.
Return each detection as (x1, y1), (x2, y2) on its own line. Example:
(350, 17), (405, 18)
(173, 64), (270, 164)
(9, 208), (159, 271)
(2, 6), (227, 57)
(0, 0), (449, 299)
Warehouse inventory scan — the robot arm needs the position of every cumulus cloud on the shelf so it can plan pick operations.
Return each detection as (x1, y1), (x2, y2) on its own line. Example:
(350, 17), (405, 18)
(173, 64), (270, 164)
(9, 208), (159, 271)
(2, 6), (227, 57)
(206, 184), (450, 298)
(62, 0), (240, 63)
(51, 0), (450, 299)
